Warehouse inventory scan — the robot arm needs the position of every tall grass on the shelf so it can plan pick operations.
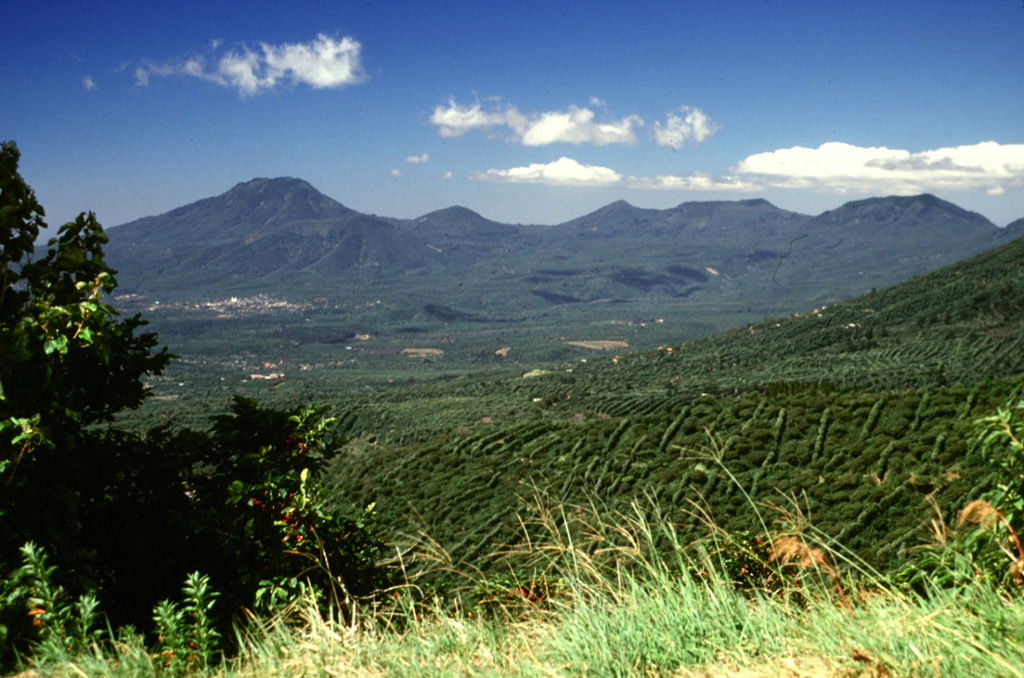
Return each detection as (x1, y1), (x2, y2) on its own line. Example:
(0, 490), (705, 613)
(217, 490), (1024, 678)
(10, 492), (1024, 677)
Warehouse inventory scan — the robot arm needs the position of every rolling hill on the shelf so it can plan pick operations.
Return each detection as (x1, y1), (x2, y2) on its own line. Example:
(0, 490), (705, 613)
(319, 229), (1024, 578)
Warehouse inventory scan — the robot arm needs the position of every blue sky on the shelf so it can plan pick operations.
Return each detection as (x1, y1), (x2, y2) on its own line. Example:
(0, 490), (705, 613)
(4, 0), (1023, 231)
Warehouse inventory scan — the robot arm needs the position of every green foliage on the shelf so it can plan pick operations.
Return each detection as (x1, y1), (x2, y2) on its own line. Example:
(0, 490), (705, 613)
(329, 376), (1024, 588)
(1, 541), (224, 675)
(1, 140), (171, 591)
(469, 571), (561, 617)
(700, 531), (798, 595)
(0, 141), (169, 451)
(183, 397), (391, 615)
(897, 401), (1024, 594)
(897, 512), (1015, 594)
(0, 553), (29, 669)
(974, 399), (1024, 530)
(6, 542), (104, 666)
(0, 145), (392, 657)
(153, 572), (221, 674)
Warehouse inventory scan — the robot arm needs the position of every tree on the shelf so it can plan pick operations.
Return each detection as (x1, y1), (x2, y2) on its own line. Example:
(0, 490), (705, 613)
(1, 140), (171, 577)
(1, 144), (389, 639)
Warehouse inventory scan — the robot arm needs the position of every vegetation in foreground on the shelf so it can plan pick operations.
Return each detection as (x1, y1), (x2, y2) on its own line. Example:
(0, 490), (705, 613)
(4, 484), (1024, 678)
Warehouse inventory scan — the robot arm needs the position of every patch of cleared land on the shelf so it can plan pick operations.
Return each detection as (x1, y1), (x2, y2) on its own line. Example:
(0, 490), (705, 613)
(564, 340), (629, 350)
(401, 348), (444, 358)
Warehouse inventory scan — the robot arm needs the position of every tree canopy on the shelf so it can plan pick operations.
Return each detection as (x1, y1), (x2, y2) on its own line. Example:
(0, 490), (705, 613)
(1, 141), (170, 463)
(1, 141), (173, 590)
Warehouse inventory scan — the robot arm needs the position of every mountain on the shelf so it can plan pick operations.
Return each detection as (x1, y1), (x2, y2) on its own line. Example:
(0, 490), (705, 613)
(105, 178), (1019, 326)
(106, 178), (441, 292)
(551, 194), (1009, 287)
(795, 194), (1005, 278)
(216, 215), (441, 279)
(114, 177), (355, 245)
(540, 224), (1024, 402)
(556, 199), (664, 234)
(812, 193), (995, 233)
(558, 198), (810, 244)
(109, 182), (1024, 575)
(392, 205), (540, 268)
(1003, 216), (1024, 238)
(399, 205), (523, 248)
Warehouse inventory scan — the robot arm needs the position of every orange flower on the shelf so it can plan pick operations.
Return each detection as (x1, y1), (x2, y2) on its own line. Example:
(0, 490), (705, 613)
(28, 607), (45, 625)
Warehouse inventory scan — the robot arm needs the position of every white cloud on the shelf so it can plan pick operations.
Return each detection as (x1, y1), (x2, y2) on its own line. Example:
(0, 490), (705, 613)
(82, 75), (97, 91)
(261, 35), (364, 89)
(472, 157), (623, 186)
(470, 158), (757, 191)
(733, 141), (1024, 194)
(442, 171), (453, 179)
(405, 153), (429, 163)
(216, 51), (267, 94)
(390, 169), (401, 177)
(650, 106), (719, 148)
(429, 99), (527, 138)
(626, 173), (762, 191)
(431, 98), (641, 146)
(521, 107), (642, 146)
(135, 34), (366, 96)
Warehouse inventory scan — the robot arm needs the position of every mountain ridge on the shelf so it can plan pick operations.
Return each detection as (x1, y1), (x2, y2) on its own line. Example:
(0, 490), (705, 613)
(104, 177), (1022, 321)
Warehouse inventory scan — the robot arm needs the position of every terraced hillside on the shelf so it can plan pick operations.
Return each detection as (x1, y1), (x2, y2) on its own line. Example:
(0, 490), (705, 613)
(323, 232), (1024, 577)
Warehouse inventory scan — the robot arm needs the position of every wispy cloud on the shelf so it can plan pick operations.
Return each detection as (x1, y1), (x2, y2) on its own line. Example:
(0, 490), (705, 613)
(650, 106), (719, 148)
(82, 75), (97, 91)
(431, 98), (723, 150)
(431, 99), (642, 146)
(429, 99), (522, 138)
(472, 157), (623, 186)
(733, 141), (1024, 194)
(405, 153), (429, 163)
(135, 34), (366, 96)
(626, 173), (761, 191)
(471, 157), (759, 191)
(472, 158), (759, 191)
(390, 169), (401, 177)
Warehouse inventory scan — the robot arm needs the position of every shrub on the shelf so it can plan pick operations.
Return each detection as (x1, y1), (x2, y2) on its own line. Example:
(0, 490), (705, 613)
(182, 397), (391, 616)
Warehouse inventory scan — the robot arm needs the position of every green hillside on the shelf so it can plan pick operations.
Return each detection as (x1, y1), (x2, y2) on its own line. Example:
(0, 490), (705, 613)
(321, 232), (1024, 578)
